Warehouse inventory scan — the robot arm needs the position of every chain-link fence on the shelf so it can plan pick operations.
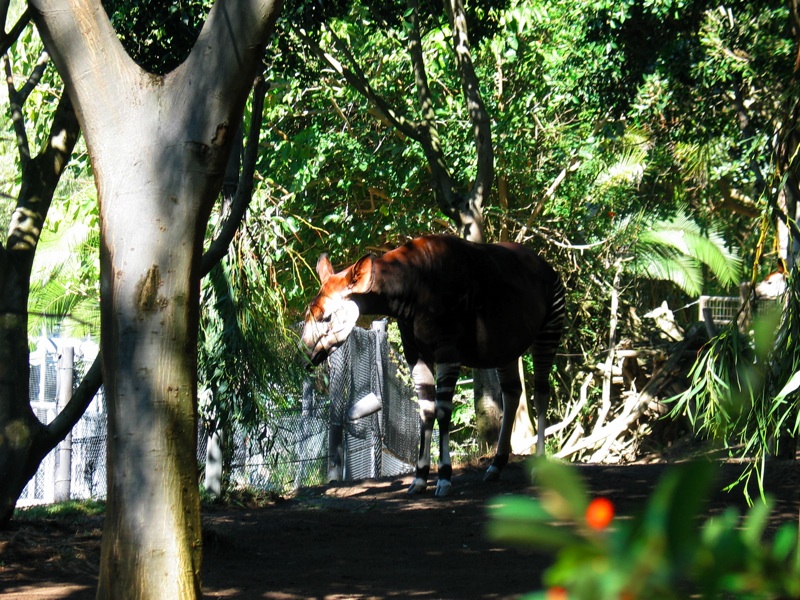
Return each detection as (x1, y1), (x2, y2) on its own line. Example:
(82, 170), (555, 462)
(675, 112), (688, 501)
(20, 337), (105, 507)
(326, 321), (419, 482)
(18, 324), (419, 507)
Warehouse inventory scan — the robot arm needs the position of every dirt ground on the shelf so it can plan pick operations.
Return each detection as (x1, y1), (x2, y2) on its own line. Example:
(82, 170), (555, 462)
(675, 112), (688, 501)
(1, 456), (799, 600)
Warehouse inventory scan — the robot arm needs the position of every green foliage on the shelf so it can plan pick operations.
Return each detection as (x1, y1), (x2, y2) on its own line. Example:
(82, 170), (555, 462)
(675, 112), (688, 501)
(27, 177), (100, 340)
(671, 269), (800, 502)
(448, 382), (482, 462)
(198, 243), (305, 420)
(102, 0), (213, 74)
(489, 458), (800, 599)
(670, 323), (757, 443)
(197, 196), (309, 487)
(14, 499), (105, 521)
(257, 30), (442, 292)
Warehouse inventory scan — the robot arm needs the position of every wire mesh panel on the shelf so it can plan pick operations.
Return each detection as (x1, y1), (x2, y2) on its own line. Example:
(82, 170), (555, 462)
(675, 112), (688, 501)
(223, 400), (330, 492)
(379, 338), (420, 468)
(698, 296), (741, 325)
(71, 412), (107, 500)
(327, 323), (418, 482)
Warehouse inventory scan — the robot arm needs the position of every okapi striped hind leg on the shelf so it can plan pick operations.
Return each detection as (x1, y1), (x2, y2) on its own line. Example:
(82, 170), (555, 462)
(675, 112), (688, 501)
(484, 361), (522, 482)
(408, 361), (459, 497)
(531, 275), (566, 456)
(526, 275), (566, 458)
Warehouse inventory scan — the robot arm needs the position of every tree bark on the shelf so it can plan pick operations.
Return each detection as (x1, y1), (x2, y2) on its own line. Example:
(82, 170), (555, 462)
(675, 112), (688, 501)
(0, 93), (81, 526)
(445, 0), (493, 242)
(29, 1), (282, 597)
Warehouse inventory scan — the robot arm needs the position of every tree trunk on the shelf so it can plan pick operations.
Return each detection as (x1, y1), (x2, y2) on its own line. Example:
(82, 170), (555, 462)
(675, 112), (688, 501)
(0, 93), (82, 526)
(30, 1), (282, 597)
(97, 169), (207, 597)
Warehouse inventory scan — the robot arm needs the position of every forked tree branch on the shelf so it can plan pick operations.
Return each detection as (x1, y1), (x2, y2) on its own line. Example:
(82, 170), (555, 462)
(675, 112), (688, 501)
(446, 0), (493, 223)
(4, 51), (49, 170)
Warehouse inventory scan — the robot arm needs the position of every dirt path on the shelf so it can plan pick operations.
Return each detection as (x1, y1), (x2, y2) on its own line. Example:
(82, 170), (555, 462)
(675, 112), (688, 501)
(2, 458), (798, 599)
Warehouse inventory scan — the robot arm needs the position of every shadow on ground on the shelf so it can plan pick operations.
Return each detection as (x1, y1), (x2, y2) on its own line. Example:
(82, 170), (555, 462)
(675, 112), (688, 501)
(1, 457), (798, 599)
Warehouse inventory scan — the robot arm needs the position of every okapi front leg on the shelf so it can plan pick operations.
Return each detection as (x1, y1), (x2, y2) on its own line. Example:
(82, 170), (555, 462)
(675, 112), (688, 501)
(433, 362), (460, 497)
(408, 360), (436, 495)
(484, 362), (522, 482)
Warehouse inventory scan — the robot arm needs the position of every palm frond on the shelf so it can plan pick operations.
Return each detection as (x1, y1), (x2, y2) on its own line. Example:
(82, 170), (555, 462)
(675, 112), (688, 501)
(596, 146), (649, 189)
(673, 140), (715, 185)
(631, 245), (705, 296)
(28, 214), (100, 339)
(626, 208), (741, 294)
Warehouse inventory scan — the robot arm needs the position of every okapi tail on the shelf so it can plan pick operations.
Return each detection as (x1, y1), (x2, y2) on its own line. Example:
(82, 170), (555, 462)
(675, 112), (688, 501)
(532, 274), (566, 394)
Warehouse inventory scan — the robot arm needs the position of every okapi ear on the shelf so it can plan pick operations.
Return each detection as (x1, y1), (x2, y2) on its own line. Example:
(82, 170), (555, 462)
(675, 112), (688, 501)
(316, 254), (334, 283)
(349, 254), (375, 294)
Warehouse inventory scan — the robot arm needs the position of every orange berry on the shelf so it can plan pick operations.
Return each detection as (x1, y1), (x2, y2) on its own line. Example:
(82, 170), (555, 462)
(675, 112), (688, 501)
(546, 586), (568, 600)
(585, 497), (614, 530)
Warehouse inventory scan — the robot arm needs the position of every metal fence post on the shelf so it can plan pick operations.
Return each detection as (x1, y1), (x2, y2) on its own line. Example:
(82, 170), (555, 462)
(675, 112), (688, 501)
(371, 320), (387, 478)
(204, 429), (223, 498)
(54, 346), (74, 502)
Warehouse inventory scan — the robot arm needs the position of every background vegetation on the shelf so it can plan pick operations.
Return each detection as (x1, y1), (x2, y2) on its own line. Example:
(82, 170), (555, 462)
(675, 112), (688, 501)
(4, 0), (798, 482)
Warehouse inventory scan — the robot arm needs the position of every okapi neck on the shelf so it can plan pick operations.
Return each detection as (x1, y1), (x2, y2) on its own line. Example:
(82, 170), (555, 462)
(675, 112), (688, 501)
(354, 291), (414, 320)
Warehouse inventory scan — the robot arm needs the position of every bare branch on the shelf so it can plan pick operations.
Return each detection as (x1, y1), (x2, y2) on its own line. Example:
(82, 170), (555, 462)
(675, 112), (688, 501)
(446, 0), (493, 215)
(0, 7), (32, 57)
(3, 54), (28, 167)
(293, 24), (421, 141)
(43, 355), (102, 445)
(17, 50), (49, 103)
(202, 75), (269, 277)
(405, 0), (464, 223)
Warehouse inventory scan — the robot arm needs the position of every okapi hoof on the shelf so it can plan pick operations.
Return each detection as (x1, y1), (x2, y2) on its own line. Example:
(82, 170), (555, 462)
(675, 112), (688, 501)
(484, 453), (508, 482)
(434, 479), (453, 497)
(327, 465), (343, 483)
(483, 465), (501, 482)
(407, 478), (427, 495)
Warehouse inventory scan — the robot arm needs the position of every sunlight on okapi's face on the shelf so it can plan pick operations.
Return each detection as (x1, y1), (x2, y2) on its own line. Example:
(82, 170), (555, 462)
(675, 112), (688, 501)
(301, 252), (374, 368)
(300, 289), (361, 367)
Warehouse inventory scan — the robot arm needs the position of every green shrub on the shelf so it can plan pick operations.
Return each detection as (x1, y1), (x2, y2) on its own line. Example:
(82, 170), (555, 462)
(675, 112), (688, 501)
(488, 458), (800, 600)
(14, 499), (105, 521)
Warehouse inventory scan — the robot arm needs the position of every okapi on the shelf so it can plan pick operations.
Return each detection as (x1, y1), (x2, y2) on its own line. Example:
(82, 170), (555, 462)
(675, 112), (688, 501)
(301, 234), (565, 496)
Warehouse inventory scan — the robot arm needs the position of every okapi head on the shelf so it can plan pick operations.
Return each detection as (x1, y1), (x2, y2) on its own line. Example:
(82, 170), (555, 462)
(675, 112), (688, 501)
(301, 253), (375, 367)
(755, 261), (788, 301)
